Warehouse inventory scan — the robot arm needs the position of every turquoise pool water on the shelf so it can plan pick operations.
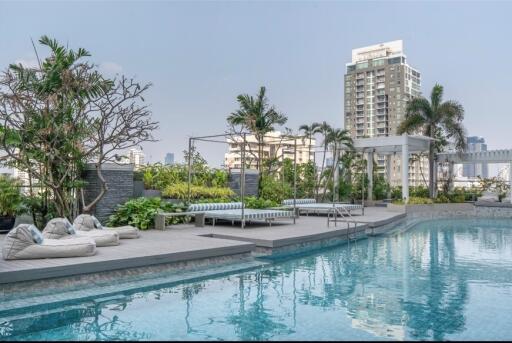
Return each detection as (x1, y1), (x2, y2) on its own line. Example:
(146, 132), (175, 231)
(2, 218), (512, 341)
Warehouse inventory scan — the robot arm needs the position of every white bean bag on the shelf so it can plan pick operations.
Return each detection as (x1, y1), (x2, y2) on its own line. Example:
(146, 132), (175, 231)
(73, 214), (140, 239)
(2, 224), (96, 260)
(43, 218), (120, 247)
(477, 191), (499, 202)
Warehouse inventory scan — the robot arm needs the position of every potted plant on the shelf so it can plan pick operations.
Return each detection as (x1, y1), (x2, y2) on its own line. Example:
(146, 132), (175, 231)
(0, 175), (24, 232)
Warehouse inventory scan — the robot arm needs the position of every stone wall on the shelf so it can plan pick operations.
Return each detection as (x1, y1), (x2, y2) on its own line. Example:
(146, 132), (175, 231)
(82, 163), (134, 222)
(228, 169), (259, 197)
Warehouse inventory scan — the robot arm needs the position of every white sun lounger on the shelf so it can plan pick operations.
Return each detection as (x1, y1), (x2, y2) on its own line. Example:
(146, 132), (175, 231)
(2, 224), (96, 260)
(282, 199), (364, 216)
(155, 202), (295, 229)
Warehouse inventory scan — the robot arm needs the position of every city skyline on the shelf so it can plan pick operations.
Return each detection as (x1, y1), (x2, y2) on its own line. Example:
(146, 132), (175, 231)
(1, 1), (511, 171)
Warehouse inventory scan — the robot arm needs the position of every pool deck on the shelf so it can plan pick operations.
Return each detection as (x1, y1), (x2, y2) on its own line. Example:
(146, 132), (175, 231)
(0, 207), (404, 284)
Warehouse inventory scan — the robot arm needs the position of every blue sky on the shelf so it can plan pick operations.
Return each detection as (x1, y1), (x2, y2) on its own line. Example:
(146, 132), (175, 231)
(1, 1), (511, 169)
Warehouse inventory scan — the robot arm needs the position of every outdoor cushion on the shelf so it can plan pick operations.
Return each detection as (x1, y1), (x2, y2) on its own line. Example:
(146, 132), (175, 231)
(282, 199), (316, 205)
(73, 214), (140, 239)
(187, 202), (243, 212)
(478, 191), (499, 202)
(2, 224), (96, 260)
(43, 218), (120, 247)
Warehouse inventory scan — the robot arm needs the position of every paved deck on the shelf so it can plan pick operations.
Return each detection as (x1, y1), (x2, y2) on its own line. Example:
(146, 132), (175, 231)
(0, 207), (404, 284)
(0, 231), (254, 284)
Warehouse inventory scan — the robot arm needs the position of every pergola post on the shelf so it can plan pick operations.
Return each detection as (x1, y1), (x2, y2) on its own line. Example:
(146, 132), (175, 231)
(402, 135), (409, 202)
(386, 154), (392, 200)
(367, 150), (374, 201)
(509, 161), (512, 202)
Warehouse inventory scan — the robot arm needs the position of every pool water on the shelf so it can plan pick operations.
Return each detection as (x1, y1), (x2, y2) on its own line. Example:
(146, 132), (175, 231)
(2, 218), (512, 341)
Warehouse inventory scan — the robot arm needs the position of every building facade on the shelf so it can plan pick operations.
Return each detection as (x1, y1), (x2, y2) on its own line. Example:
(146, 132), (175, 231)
(164, 152), (175, 165)
(462, 136), (488, 178)
(224, 132), (315, 170)
(344, 40), (426, 186)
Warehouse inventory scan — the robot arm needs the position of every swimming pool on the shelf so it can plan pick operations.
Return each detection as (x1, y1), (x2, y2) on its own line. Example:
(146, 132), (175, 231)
(1, 218), (512, 340)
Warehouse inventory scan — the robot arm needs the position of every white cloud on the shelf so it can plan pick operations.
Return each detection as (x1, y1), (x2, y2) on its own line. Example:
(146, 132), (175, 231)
(99, 61), (123, 76)
(14, 58), (39, 68)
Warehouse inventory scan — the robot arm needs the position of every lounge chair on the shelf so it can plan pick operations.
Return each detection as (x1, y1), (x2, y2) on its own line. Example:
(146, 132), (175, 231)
(155, 202), (295, 229)
(477, 191), (499, 202)
(282, 199), (364, 216)
(2, 224), (96, 260)
(73, 214), (140, 239)
(43, 218), (120, 247)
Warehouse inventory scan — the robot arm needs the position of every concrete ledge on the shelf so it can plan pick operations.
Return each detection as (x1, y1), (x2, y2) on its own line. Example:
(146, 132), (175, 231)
(209, 224), (368, 248)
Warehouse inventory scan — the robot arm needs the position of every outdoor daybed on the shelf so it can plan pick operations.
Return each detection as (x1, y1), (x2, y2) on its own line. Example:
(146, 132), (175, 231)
(2, 224), (96, 260)
(477, 191), (499, 202)
(155, 202), (296, 229)
(73, 214), (140, 239)
(43, 218), (120, 247)
(282, 199), (364, 216)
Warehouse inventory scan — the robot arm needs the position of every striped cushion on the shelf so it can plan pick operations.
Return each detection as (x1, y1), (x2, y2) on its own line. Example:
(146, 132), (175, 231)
(282, 198), (316, 205)
(204, 209), (294, 220)
(188, 202), (243, 212)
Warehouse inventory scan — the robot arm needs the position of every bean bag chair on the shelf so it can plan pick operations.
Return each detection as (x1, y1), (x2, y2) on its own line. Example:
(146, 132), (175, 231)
(73, 214), (140, 239)
(43, 218), (120, 247)
(477, 191), (499, 202)
(2, 224), (96, 260)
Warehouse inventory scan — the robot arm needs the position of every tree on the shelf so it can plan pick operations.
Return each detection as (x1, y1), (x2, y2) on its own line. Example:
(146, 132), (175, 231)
(322, 128), (353, 201)
(227, 86), (287, 174)
(298, 123), (320, 163)
(397, 84), (466, 198)
(313, 121), (332, 198)
(0, 36), (157, 219)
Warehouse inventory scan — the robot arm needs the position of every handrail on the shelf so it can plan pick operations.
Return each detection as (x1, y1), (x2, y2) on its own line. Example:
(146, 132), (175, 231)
(327, 204), (359, 241)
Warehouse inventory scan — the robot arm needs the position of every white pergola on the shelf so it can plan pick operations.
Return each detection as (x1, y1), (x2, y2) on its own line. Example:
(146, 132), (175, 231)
(437, 149), (512, 201)
(352, 134), (434, 202)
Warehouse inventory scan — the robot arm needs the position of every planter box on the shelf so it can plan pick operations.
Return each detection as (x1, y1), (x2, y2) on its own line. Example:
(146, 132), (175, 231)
(143, 189), (162, 198)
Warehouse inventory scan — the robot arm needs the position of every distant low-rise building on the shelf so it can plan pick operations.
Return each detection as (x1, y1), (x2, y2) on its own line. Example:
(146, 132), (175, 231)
(224, 131), (315, 170)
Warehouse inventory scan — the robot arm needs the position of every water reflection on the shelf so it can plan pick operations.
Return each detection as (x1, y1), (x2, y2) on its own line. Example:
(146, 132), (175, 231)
(3, 218), (512, 341)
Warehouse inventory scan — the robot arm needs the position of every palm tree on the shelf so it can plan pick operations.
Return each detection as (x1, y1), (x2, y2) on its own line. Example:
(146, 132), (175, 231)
(313, 121), (332, 198)
(227, 86), (287, 174)
(322, 128), (353, 201)
(397, 84), (466, 198)
(298, 123), (320, 163)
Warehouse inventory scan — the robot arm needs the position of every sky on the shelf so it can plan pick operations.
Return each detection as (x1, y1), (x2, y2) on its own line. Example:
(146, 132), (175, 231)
(1, 0), (511, 172)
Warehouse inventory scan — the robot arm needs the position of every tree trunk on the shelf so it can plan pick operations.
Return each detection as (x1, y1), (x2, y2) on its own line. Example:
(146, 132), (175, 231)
(429, 144), (436, 198)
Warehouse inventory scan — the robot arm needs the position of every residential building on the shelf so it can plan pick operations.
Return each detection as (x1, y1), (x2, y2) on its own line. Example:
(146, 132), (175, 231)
(344, 40), (426, 186)
(224, 131), (315, 170)
(462, 136), (488, 178)
(118, 148), (145, 170)
(164, 152), (175, 165)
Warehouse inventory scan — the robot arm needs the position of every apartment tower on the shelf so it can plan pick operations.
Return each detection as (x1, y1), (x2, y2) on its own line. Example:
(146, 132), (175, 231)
(344, 40), (426, 186)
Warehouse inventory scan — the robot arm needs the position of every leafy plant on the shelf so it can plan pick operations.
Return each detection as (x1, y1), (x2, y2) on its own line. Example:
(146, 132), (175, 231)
(259, 174), (292, 204)
(108, 197), (188, 230)
(243, 196), (278, 209)
(0, 176), (24, 216)
(162, 183), (235, 200)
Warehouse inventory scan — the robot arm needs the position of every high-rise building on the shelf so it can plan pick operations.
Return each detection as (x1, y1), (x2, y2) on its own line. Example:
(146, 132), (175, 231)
(224, 131), (315, 170)
(344, 40), (425, 186)
(462, 136), (488, 178)
(128, 148), (145, 170)
(164, 153), (175, 165)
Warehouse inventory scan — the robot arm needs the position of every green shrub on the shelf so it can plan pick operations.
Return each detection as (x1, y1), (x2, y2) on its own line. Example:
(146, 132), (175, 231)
(108, 197), (188, 230)
(434, 194), (450, 204)
(243, 196), (278, 209)
(393, 196), (434, 205)
(0, 175), (24, 216)
(259, 175), (292, 204)
(162, 183), (235, 200)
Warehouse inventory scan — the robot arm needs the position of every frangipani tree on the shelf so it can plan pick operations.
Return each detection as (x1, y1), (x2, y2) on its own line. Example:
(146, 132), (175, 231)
(0, 36), (157, 220)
